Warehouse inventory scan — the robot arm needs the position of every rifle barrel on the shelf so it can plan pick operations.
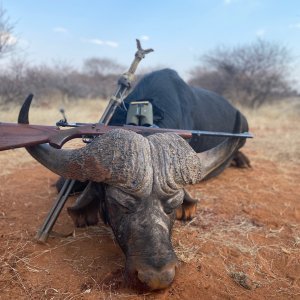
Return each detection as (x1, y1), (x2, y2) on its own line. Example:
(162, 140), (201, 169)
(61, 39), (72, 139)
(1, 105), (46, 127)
(0, 122), (253, 151)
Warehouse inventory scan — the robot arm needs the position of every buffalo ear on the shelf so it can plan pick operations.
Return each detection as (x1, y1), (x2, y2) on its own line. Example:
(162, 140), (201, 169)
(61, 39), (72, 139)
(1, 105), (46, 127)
(183, 189), (198, 204)
(164, 190), (184, 214)
(175, 189), (199, 221)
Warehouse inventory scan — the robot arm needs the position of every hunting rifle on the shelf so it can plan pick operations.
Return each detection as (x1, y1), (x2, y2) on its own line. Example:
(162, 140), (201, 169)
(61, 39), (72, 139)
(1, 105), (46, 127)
(0, 41), (253, 243)
(0, 122), (253, 151)
(26, 39), (153, 243)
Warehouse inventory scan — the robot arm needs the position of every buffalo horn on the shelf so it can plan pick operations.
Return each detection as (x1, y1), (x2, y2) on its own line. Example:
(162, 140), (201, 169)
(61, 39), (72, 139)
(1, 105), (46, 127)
(17, 96), (114, 183)
(194, 111), (244, 181)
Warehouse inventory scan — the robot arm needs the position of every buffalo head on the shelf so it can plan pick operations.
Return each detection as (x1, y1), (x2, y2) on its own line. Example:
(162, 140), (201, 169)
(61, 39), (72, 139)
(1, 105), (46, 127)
(18, 96), (243, 290)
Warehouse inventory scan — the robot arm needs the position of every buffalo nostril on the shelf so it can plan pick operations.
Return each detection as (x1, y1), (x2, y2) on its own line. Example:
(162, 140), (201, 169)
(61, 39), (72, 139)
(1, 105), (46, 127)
(137, 267), (176, 290)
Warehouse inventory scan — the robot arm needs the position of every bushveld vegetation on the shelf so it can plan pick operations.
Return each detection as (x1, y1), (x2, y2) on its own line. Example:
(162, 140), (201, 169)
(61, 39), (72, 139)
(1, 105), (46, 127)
(1, 42), (298, 108)
(0, 58), (125, 106)
(0, 39), (298, 108)
(0, 6), (299, 109)
(189, 39), (298, 108)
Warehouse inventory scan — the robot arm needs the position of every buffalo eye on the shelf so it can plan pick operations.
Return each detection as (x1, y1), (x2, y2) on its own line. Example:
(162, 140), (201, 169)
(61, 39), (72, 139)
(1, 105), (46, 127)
(164, 207), (176, 215)
(106, 187), (137, 214)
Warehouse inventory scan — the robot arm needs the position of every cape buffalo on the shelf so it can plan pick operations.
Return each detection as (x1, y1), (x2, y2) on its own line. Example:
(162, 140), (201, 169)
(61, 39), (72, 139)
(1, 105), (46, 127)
(18, 69), (250, 290)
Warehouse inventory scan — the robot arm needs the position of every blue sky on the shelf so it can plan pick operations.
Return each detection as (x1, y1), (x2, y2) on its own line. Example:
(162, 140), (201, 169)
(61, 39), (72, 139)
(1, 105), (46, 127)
(2, 0), (300, 81)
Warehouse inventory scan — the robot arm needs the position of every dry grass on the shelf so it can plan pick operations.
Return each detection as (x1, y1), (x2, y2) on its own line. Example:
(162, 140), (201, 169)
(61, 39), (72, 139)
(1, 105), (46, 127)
(1, 97), (298, 176)
(1, 97), (299, 167)
(0, 148), (32, 176)
(170, 97), (300, 298)
(1, 97), (300, 298)
(0, 98), (109, 175)
(0, 226), (116, 299)
(238, 97), (300, 165)
(0, 98), (108, 124)
(172, 209), (300, 297)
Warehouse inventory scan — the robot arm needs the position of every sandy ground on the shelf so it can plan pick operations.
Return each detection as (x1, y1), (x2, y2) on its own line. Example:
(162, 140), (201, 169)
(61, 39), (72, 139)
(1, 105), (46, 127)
(0, 99), (300, 299)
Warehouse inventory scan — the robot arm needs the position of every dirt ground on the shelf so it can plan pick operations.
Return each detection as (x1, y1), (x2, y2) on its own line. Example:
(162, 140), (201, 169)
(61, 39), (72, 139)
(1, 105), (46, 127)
(0, 100), (300, 299)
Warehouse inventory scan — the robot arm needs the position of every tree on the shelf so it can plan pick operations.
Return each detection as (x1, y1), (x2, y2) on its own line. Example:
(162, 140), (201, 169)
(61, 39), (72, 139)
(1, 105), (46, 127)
(0, 58), (29, 104)
(82, 58), (124, 98)
(189, 39), (293, 108)
(83, 58), (124, 76)
(0, 6), (16, 58)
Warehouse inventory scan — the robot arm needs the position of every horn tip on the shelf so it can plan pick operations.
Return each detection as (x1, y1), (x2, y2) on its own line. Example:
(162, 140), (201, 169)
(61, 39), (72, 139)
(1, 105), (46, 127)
(18, 94), (34, 124)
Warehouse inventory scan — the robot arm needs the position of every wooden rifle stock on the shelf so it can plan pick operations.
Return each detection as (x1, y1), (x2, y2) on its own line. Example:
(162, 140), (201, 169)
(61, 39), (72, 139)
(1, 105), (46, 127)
(0, 123), (59, 151)
(0, 122), (253, 151)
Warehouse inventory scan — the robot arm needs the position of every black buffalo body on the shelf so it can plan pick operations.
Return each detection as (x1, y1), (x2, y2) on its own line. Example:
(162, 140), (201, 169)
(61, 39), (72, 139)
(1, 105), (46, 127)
(24, 69), (250, 290)
(109, 68), (250, 174)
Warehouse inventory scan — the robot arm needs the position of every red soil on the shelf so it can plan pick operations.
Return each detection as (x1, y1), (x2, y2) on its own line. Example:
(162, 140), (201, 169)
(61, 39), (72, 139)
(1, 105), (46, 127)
(0, 147), (300, 299)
